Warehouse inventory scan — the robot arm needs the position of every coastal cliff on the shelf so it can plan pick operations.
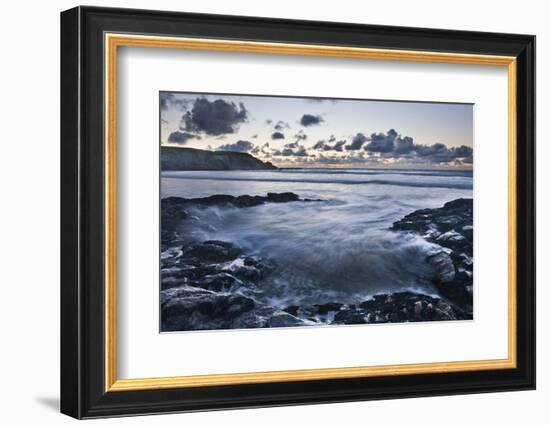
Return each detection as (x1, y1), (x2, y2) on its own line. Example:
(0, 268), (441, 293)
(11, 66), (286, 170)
(161, 146), (276, 171)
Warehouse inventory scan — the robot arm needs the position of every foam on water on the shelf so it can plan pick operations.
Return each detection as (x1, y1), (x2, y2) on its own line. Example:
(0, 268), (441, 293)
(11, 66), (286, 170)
(162, 168), (472, 306)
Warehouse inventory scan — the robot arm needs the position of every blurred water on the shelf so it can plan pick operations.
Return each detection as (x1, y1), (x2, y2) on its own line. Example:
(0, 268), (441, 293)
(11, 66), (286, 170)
(161, 168), (473, 306)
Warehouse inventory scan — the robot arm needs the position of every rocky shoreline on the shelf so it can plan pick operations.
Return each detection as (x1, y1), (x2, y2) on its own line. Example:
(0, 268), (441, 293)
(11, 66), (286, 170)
(391, 198), (473, 316)
(161, 194), (473, 331)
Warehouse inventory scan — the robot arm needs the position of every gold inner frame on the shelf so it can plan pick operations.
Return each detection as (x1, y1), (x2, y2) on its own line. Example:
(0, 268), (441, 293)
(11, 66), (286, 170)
(104, 33), (518, 392)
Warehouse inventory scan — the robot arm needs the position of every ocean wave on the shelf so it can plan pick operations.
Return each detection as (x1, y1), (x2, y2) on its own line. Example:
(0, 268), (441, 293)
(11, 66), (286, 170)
(162, 174), (472, 190)
(277, 168), (472, 177)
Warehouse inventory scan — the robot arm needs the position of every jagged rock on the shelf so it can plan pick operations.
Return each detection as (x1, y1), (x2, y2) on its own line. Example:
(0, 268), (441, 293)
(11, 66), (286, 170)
(160, 240), (274, 292)
(427, 251), (456, 283)
(181, 240), (241, 264)
(161, 285), (308, 331)
(392, 198), (472, 244)
(391, 198), (473, 314)
(160, 192), (321, 247)
(269, 312), (306, 327)
(332, 292), (469, 324)
(161, 286), (256, 331)
(162, 192), (314, 212)
(284, 291), (470, 325)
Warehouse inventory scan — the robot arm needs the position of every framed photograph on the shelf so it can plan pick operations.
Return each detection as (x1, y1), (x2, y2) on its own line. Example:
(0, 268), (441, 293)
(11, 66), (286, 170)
(60, 6), (535, 419)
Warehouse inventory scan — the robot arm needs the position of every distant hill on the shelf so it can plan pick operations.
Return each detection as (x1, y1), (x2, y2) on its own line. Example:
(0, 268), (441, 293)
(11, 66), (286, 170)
(161, 146), (277, 171)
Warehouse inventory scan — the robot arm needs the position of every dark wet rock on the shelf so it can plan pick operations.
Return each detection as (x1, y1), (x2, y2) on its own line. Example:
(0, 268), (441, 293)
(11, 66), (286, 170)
(391, 198), (473, 257)
(284, 302), (344, 319)
(162, 192), (317, 213)
(161, 286), (257, 331)
(427, 250), (456, 283)
(160, 240), (274, 292)
(194, 273), (240, 292)
(391, 198), (473, 313)
(225, 256), (275, 283)
(332, 292), (470, 324)
(269, 312), (306, 327)
(283, 292), (470, 325)
(181, 240), (241, 264)
(161, 285), (308, 331)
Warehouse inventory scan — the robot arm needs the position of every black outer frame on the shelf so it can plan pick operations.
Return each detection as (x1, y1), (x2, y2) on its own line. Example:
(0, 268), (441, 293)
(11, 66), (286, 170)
(60, 5), (535, 419)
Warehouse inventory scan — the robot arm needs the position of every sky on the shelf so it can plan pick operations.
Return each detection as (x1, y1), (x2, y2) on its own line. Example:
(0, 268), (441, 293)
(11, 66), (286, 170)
(160, 91), (473, 168)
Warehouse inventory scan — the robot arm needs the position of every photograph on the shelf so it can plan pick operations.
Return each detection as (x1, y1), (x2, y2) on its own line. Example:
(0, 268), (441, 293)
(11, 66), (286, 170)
(159, 92), (474, 332)
(57, 5), (536, 419)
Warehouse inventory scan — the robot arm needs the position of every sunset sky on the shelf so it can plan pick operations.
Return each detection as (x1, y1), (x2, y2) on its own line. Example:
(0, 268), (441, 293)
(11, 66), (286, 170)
(160, 91), (473, 168)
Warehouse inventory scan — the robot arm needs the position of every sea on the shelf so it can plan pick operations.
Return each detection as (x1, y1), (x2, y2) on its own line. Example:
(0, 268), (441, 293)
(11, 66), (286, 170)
(161, 168), (473, 307)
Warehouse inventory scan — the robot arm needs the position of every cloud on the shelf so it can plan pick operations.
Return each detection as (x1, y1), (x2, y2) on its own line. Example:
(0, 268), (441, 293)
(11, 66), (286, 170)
(333, 140), (346, 152)
(345, 133), (368, 150)
(313, 138), (346, 152)
(167, 131), (200, 145)
(251, 142), (271, 156)
(360, 129), (474, 165)
(312, 140), (330, 151)
(160, 93), (175, 111)
(274, 120), (290, 131)
(294, 130), (307, 141)
(413, 142), (472, 164)
(235, 125), (472, 168)
(160, 93), (192, 111)
(300, 114), (324, 127)
(394, 135), (415, 155)
(180, 98), (248, 136)
(452, 145), (473, 158)
(217, 140), (254, 153)
(274, 142), (308, 157)
(365, 129), (398, 153)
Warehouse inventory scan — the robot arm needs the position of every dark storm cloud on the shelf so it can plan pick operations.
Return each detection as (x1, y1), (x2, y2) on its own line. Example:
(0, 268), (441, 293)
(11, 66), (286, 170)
(360, 129), (473, 165)
(167, 131), (200, 145)
(345, 133), (369, 151)
(217, 140), (255, 153)
(300, 114), (324, 127)
(308, 128), (472, 166)
(179, 98), (248, 136)
(452, 145), (474, 158)
(365, 129), (398, 153)
(415, 142), (448, 158)
(415, 144), (473, 164)
(394, 135), (415, 155)
(271, 131), (285, 140)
